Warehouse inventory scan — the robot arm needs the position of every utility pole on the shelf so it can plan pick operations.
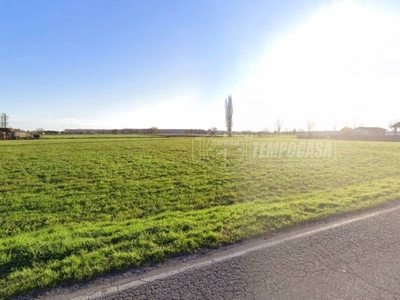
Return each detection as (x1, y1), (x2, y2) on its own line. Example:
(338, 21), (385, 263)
(1, 113), (9, 128)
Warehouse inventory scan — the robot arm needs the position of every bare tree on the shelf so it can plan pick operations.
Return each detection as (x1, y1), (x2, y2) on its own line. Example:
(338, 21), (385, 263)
(225, 95), (233, 137)
(389, 120), (400, 135)
(332, 119), (338, 131)
(388, 120), (399, 131)
(209, 127), (217, 134)
(306, 120), (315, 132)
(275, 119), (283, 134)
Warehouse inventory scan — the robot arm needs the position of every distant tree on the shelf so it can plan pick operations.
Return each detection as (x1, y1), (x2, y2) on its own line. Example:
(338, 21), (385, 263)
(332, 119), (338, 131)
(209, 127), (217, 135)
(261, 128), (270, 136)
(150, 127), (158, 135)
(275, 119), (283, 134)
(306, 120), (315, 132)
(340, 126), (353, 135)
(112, 129), (119, 134)
(388, 120), (399, 131)
(225, 95), (233, 137)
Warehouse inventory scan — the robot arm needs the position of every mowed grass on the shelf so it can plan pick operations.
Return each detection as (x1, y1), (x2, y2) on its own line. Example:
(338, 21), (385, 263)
(1, 136), (400, 298)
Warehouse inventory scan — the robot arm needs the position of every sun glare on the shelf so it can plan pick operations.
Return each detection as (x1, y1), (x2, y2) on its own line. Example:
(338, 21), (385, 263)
(235, 1), (400, 131)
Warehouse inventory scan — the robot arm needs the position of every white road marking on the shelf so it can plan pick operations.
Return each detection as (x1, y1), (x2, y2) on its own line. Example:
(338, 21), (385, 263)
(70, 203), (400, 300)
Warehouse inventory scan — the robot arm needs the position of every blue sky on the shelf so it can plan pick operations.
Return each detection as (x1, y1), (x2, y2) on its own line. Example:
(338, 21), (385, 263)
(2, 0), (400, 131)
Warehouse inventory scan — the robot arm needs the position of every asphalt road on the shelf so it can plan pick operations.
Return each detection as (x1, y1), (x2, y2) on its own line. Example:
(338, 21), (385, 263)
(29, 202), (400, 300)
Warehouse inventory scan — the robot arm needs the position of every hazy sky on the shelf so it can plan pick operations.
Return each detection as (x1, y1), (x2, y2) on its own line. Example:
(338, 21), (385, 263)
(2, 0), (400, 131)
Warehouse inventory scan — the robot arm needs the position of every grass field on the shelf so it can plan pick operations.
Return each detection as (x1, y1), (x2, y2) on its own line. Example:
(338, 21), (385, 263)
(1, 136), (400, 299)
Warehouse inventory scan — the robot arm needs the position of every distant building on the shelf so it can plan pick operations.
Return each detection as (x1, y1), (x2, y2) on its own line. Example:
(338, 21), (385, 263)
(390, 122), (400, 135)
(297, 131), (338, 139)
(13, 131), (31, 139)
(0, 128), (12, 140)
(352, 127), (386, 136)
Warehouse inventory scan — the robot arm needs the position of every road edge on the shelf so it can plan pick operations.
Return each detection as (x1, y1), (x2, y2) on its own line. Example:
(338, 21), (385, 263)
(59, 200), (400, 300)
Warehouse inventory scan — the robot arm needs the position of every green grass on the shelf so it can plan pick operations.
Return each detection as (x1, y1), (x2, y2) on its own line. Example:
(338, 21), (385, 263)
(1, 136), (400, 298)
